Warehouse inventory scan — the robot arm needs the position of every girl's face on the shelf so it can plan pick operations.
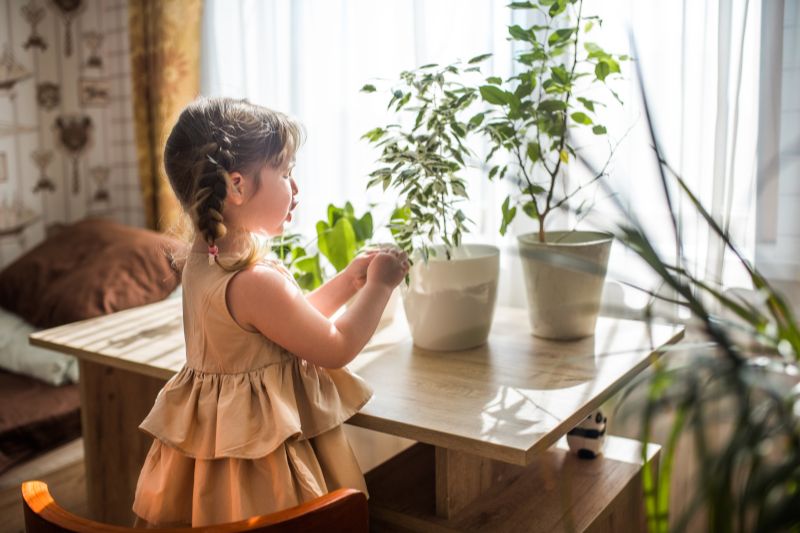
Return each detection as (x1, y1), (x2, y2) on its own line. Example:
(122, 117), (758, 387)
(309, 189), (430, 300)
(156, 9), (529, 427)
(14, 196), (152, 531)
(234, 158), (298, 237)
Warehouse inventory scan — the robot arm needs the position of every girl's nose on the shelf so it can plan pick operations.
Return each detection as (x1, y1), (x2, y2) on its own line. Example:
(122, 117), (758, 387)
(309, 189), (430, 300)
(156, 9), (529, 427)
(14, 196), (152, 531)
(290, 176), (299, 196)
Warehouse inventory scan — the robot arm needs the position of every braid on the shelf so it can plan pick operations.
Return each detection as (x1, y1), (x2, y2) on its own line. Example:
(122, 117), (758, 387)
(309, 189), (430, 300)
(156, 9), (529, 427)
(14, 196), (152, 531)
(192, 134), (237, 248)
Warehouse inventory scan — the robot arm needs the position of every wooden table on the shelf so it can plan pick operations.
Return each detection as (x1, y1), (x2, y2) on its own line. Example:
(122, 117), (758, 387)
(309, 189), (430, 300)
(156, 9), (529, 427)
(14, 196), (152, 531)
(31, 298), (682, 529)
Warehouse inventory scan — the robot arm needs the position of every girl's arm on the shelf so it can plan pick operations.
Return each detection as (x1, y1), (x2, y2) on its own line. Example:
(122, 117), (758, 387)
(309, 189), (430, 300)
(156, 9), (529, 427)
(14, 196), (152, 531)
(226, 249), (409, 369)
(305, 251), (378, 318)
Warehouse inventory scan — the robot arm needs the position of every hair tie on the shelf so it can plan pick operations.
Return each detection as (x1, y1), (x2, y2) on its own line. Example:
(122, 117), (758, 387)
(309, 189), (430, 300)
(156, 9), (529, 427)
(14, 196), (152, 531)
(208, 245), (219, 265)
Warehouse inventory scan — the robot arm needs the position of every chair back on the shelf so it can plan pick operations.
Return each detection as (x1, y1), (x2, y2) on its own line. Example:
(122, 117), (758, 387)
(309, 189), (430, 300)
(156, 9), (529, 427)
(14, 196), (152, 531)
(22, 481), (368, 533)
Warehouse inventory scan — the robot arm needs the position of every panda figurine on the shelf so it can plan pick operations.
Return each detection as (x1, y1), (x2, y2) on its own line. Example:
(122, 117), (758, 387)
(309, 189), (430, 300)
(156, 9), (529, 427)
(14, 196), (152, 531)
(567, 410), (607, 459)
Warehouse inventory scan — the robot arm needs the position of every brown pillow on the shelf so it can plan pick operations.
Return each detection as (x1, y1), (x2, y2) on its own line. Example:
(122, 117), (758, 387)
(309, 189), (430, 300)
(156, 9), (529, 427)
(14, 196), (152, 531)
(0, 218), (184, 328)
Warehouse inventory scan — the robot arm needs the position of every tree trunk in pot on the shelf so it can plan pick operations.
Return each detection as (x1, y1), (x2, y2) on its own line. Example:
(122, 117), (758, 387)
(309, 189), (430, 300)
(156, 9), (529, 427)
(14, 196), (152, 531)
(517, 231), (613, 340)
(402, 244), (500, 351)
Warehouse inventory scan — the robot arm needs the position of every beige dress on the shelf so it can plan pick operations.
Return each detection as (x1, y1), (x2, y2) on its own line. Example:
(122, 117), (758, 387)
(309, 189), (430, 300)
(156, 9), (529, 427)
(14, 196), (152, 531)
(132, 252), (373, 527)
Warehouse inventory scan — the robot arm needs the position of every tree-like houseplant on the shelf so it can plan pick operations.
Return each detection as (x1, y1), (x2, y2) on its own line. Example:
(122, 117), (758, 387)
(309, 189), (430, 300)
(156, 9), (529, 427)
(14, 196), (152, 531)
(478, 0), (628, 340)
(361, 59), (501, 351)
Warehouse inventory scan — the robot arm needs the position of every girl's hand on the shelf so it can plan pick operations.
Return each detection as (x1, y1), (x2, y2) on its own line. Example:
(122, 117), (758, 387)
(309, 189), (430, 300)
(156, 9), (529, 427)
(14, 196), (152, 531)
(345, 250), (379, 291)
(367, 248), (410, 289)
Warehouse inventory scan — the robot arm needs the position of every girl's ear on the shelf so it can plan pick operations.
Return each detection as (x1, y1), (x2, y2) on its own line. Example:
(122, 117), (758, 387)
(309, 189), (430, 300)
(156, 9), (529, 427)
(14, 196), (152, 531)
(227, 171), (245, 205)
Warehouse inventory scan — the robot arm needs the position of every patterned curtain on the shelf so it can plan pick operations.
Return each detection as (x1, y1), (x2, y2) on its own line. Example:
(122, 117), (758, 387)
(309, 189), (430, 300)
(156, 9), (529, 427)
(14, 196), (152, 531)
(129, 0), (203, 232)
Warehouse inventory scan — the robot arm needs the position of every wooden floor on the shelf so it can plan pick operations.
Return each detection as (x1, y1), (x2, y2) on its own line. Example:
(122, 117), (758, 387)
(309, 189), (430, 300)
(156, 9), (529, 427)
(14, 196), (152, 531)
(0, 439), (87, 533)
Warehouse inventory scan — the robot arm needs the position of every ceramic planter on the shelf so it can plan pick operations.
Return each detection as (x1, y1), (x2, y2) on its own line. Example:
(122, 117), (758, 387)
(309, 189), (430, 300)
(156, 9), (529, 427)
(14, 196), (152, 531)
(402, 244), (500, 351)
(517, 231), (613, 340)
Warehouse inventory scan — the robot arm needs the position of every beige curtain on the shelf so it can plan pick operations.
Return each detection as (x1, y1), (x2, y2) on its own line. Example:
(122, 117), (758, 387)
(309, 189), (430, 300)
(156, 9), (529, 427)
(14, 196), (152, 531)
(129, 0), (203, 232)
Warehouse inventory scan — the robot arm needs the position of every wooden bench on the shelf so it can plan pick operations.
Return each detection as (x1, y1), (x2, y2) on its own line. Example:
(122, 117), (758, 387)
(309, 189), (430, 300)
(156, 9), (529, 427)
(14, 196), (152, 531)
(366, 435), (659, 533)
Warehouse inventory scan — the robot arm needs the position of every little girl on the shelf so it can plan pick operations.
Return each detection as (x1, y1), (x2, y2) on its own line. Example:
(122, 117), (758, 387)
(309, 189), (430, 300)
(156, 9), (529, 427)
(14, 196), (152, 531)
(132, 97), (409, 527)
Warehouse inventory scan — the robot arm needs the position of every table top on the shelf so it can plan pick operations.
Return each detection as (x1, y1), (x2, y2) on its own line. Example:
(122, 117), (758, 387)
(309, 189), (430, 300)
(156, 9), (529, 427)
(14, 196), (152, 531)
(31, 298), (683, 466)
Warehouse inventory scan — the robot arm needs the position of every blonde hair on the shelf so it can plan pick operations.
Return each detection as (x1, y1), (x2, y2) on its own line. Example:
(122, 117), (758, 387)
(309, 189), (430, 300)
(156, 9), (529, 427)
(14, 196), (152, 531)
(164, 97), (305, 271)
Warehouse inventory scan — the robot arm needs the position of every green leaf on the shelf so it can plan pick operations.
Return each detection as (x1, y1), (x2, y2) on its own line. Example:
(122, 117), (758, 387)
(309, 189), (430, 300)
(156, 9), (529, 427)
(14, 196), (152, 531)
(468, 53), (493, 64)
(360, 84), (377, 93)
(548, 0), (568, 16)
(527, 142), (540, 163)
(361, 127), (386, 142)
(293, 255), (323, 291)
(469, 112), (485, 126)
(585, 22), (594, 33)
(500, 196), (517, 236)
(479, 85), (513, 106)
(526, 184), (546, 195)
(351, 212), (374, 243)
(522, 202), (539, 219)
(559, 149), (569, 163)
(547, 28), (575, 47)
(451, 181), (468, 198)
(508, 25), (536, 44)
(538, 99), (567, 112)
(595, 57), (621, 82)
(419, 63), (439, 69)
(328, 204), (344, 226)
(486, 76), (503, 86)
(571, 112), (593, 125)
(592, 125), (607, 135)
(488, 165), (499, 180)
(317, 218), (357, 273)
(576, 96), (595, 112)
(506, 1), (537, 8)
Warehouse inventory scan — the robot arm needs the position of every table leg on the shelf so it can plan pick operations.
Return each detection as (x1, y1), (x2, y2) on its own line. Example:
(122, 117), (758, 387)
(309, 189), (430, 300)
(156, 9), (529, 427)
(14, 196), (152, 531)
(78, 360), (167, 526)
(435, 447), (501, 519)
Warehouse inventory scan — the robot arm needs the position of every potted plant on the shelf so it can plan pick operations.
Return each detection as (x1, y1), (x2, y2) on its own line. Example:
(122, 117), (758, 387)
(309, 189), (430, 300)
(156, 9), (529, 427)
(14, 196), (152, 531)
(361, 58), (501, 351)
(478, 0), (629, 340)
(275, 203), (399, 320)
(605, 80), (800, 532)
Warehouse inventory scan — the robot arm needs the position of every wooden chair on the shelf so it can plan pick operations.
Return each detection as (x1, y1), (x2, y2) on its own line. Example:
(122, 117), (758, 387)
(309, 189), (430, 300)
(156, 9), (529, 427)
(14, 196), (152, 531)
(22, 481), (368, 533)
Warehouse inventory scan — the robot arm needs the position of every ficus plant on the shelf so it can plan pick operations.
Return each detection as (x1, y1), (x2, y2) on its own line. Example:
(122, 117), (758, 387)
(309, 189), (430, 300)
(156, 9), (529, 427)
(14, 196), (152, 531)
(360, 57), (491, 264)
(478, 0), (629, 242)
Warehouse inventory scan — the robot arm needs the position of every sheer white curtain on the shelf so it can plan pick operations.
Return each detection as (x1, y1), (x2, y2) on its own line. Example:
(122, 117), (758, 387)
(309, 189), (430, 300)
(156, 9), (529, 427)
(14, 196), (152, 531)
(200, 0), (765, 310)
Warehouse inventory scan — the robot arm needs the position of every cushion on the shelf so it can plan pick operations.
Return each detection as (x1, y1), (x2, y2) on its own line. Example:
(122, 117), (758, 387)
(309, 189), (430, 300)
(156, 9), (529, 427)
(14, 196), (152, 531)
(0, 369), (81, 475)
(0, 285), (183, 386)
(0, 218), (183, 329)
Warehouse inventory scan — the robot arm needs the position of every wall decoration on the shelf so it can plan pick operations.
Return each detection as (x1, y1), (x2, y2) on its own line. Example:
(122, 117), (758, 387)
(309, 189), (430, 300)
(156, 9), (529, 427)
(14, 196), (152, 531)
(0, 122), (37, 138)
(21, 1), (48, 51)
(53, 115), (93, 194)
(90, 166), (109, 201)
(0, 197), (39, 239)
(83, 31), (103, 68)
(79, 78), (109, 106)
(36, 82), (60, 110)
(31, 149), (56, 193)
(47, 0), (87, 58)
(0, 46), (33, 93)
(0, 152), (7, 182)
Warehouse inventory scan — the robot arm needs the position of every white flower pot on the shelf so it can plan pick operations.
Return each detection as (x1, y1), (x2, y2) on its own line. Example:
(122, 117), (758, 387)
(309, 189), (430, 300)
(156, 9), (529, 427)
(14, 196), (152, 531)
(517, 231), (613, 340)
(401, 244), (500, 351)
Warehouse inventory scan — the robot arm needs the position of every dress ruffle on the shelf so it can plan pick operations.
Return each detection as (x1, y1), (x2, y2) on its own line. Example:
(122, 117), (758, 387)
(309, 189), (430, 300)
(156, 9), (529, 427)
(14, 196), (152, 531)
(139, 351), (373, 460)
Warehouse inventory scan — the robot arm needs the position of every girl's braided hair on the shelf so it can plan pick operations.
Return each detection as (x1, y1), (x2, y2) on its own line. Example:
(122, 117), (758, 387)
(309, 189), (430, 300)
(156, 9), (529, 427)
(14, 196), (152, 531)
(164, 97), (305, 271)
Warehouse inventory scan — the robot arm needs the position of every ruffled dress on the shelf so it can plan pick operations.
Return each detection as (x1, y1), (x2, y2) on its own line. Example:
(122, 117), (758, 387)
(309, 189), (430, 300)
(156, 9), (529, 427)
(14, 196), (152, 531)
(131, 252), (373, 527)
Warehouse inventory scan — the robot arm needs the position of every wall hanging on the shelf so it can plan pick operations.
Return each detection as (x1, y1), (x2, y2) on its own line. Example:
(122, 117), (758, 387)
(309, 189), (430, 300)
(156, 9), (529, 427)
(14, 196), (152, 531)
(31, 149), (55, 193)
(90, 166), (109, 201)
(0, 152), (7, 183)
(36, 82), (60, 110)
(79, 78), (108, 106)
(47, 0), (86, 58)
(83, 31), (102, 68)
(53, 115), (92, 194)
(0, 46), (33, 93)
(21, 1), (48, 51)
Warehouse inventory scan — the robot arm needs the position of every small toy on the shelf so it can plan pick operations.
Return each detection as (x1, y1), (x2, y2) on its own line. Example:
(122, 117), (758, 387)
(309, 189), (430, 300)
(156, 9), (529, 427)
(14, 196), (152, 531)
(567, 410), (607, 459)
